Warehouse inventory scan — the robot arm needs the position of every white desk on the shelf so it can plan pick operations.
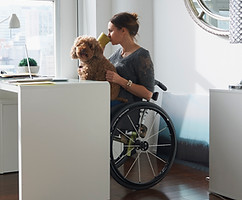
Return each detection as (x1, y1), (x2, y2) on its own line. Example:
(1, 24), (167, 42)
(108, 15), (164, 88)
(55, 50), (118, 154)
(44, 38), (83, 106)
(0, 79), (110, 200)
(210, 89), (242, 199)
(0, 97), (18, 173)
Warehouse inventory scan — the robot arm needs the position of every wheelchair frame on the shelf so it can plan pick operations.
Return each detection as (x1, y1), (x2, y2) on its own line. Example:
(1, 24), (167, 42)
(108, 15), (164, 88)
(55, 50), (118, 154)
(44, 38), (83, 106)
(110, 80), (177, 190)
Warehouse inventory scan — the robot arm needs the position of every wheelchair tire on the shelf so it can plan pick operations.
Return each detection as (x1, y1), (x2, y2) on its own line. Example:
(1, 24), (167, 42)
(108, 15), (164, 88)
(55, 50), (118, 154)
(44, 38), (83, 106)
(110, 101), (177, 190)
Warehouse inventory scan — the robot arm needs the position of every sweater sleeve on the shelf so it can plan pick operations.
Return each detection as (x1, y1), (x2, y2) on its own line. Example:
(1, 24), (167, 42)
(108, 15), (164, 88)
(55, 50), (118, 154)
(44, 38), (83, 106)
(135, 49), (155, 92)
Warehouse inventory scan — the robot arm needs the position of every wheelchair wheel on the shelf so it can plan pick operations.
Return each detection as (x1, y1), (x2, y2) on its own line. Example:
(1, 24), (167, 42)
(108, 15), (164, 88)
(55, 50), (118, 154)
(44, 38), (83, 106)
(110, 101), (177, 190)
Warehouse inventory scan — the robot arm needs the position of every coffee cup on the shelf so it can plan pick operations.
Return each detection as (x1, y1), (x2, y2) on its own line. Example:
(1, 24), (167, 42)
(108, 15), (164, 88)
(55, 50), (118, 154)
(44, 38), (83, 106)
(97, 32), (110, 49)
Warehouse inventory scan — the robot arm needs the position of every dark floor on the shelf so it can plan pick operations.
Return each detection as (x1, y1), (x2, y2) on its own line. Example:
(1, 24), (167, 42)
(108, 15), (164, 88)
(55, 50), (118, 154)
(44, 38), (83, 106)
(0, 162), (230, 200)
(110, 162), (229, 200)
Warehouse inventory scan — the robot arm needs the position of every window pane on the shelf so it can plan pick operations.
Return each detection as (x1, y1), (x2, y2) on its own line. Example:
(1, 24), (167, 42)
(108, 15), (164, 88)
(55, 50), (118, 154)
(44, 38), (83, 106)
(0, 1), (55, 75)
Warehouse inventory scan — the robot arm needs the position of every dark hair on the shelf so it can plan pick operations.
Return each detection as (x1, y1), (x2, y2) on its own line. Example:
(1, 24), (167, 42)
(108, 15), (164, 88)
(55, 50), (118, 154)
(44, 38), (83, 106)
(110, 12), (139, 37)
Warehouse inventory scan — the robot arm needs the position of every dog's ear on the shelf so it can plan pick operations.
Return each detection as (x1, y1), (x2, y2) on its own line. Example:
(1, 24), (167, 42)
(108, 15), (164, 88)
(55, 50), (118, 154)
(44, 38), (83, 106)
(94, 40), (104, 58)
(70, 45), (78, 59)
(70, 36), (83, 59)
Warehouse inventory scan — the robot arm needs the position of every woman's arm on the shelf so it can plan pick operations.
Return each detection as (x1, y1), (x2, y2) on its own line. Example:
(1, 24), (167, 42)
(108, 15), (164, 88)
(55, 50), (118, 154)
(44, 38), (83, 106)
(106, 70), (153, 100)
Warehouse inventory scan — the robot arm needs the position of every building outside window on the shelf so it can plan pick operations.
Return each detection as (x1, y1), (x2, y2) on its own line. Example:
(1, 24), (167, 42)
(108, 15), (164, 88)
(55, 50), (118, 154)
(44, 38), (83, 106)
(0, 0), (55, 76)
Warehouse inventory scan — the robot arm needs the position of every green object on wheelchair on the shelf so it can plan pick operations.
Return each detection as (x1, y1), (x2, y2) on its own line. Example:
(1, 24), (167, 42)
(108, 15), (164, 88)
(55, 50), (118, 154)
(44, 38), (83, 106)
(126, 132), (137, 157)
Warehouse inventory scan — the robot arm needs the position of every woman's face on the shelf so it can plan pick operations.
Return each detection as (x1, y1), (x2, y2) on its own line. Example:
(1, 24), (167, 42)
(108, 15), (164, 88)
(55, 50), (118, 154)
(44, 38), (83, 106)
(108, 22), (124, 45)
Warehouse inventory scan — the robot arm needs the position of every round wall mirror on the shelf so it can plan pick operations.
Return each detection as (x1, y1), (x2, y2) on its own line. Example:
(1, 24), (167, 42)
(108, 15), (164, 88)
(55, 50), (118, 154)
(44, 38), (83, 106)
(184, 0), (229, 36)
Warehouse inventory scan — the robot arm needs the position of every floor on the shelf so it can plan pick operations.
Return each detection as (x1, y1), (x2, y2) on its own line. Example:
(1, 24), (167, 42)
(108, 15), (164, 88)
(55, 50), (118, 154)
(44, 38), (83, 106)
(0, 162), (231, 200)
(110, 162), (230, 200)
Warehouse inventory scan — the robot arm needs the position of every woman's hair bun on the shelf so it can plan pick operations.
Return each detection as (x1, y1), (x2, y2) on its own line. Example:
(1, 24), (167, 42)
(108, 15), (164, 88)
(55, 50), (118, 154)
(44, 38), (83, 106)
(131, 13), (138, 21)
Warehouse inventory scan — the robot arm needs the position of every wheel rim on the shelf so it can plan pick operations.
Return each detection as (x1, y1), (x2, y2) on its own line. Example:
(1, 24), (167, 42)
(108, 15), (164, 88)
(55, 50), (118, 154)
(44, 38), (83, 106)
(110, 102), (177, 189)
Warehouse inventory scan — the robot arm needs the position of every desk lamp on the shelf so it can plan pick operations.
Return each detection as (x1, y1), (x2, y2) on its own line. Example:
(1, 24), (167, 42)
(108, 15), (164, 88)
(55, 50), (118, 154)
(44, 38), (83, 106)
(0, 13), (20, 28)
(1, 14), (33, 78)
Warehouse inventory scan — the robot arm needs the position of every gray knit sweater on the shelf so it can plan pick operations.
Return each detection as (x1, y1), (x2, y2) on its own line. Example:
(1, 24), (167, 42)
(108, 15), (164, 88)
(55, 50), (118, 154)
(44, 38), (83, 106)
(109, 47), (154, 103)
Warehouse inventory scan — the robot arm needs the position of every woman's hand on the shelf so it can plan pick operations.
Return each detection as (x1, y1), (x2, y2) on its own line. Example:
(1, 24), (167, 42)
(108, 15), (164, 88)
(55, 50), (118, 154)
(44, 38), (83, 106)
(106, 70), (152, 101)
(106, 70), (121, 83)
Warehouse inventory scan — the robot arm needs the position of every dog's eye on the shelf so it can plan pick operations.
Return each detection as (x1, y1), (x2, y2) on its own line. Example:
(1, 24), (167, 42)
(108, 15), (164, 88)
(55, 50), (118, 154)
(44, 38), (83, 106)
(88, 44), (93, 49)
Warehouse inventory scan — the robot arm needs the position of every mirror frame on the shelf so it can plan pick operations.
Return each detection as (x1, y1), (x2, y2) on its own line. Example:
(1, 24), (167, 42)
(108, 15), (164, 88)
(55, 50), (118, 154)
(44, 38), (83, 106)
(184, 0), (229, 36)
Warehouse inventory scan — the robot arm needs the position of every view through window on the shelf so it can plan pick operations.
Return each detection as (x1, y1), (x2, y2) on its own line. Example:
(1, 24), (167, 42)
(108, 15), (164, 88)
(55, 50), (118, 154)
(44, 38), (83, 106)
(0, 1), (55, 76)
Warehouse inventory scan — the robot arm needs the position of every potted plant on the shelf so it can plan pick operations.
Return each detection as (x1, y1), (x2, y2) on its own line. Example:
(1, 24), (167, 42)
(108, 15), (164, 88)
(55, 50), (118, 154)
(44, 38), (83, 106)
(17, 57), (40, 73)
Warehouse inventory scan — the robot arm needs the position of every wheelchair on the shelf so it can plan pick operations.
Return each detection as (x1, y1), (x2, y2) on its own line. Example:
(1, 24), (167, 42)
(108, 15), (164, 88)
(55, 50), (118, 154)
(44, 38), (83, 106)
(110, 80), (177, 190)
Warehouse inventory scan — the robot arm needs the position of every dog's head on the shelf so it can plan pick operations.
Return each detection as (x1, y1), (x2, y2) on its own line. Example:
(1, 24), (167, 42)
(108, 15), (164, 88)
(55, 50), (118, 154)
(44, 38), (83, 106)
(70, 35), (103, 62)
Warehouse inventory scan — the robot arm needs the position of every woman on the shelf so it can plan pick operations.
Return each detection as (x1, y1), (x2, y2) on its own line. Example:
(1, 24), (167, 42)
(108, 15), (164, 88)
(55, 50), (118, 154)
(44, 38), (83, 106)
(106, 12), (155, 107)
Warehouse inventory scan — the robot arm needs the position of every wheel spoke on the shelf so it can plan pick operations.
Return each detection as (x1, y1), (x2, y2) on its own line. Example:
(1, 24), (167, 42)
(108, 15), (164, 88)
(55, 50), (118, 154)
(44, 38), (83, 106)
(116, 128), (137, 143)
(117, 128), (125, 135)
(127, 114), (138, 133)
(138, 153), (141, 183)
(124, 152), (141, 178)
(114, 154), (127, 167)
(124, 146), (134, 156)
(146, 126), (168, 141)
(149, 144), (171, 147)
(146, 112), (158, 138)
(147, 149), (167, 164)
(123, 144), (139, 148)
(146, 151), (156, 177)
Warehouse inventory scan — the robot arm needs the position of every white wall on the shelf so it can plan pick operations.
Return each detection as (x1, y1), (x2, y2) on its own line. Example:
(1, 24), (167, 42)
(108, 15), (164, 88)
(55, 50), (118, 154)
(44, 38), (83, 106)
(111, 0), (154, 58)
(153, 0), (242, 150)
(154, 0), (242, 94)
(81, 0), (112, 57)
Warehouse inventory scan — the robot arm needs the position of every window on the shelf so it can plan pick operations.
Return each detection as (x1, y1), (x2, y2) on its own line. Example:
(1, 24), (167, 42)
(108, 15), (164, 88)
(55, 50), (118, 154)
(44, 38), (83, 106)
(0, 0), (55, 76)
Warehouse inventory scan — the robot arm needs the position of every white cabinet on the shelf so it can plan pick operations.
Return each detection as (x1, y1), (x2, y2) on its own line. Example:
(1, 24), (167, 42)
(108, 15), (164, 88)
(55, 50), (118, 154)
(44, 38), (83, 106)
(210, 89), (242, 199)
(0, 99), (18, 174)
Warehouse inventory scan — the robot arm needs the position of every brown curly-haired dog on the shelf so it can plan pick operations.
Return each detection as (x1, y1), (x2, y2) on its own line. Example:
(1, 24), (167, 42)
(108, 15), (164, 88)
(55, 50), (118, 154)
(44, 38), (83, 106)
(70, 35), (120, 100)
